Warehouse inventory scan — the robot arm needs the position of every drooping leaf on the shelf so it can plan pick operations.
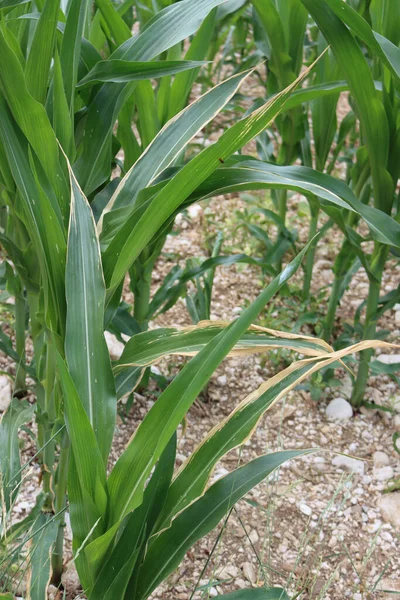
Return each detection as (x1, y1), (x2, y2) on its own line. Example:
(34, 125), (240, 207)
(0, 398), (34, 512)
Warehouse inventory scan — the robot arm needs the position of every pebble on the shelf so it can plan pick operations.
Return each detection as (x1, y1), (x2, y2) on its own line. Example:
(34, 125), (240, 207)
(298, 502), (312, 516)
(104, 331), (124, 360)
(373, 451), (390, 468)
(373, 466), (394, 481)
(325, 398), (353, 420)
(377, 354), (400, 365)
(394, 415), (400, 430)
(217, 374), (227, 386)
(241, 562), (256, 584)
(377, 493), (400, 529)
(0, 375), (11, 412)
(332, 455), (365, 475)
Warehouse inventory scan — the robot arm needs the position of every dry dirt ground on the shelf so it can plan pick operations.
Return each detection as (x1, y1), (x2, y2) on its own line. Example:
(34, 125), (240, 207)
(2, 86), (400, 600)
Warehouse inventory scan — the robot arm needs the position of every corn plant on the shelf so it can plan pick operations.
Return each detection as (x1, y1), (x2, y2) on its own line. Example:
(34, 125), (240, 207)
(301, 0), (400, 405)
(0, 0), (400, 598)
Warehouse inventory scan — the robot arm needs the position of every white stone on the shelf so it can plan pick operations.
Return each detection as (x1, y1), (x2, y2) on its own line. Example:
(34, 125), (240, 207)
(242, 562), (256, 584)
(373, 451), (390, 468)
(377, 354), (400, 365)
(332, 455), (365, 475)
(0, 375), (12, 412)
(298, 502), (312, 516)
(217, 374), (227, 386)
(396, 312), (400, 324)
(377, 493), (400, 529)
(187, 203), (202, 219)
(373, 466), (394, 481)
(394, 303), (400, 311)
(104, 331), (124, 360)
(325, 398), (353, 420)
(249, 529), (259, 544)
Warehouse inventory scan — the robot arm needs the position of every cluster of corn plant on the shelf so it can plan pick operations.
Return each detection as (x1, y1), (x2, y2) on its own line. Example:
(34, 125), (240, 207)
(225, 0), (400, 407)
(0, 0), (400, 598)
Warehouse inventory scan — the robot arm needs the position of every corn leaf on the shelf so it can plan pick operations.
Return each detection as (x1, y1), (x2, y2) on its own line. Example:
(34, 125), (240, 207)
(103, 63), (315, 292)
(28, 514), (59, 600)
(74, 0), (228, 195)
(0, 30), (69, 217)
(301, 0), (394, 214)
(0, 398), (34, 512)
(115, 323), (333, 370)
(65, 163), (116, 464)
(136, 450), (309, 598)
(107, 241), (313, 524)
(25, 0), (59, 104)
(77, 59), (206, 87)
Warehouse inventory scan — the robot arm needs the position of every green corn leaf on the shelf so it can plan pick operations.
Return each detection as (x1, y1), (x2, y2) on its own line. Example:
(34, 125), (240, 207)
(0, 30), (69, 218)
(325, 0), (400, 80)
(53, 49), (74, 158)
(0, 0), (28, 7)
(86, 433), (176, 599)
(56, 354), (107, 585)
(74, 0), (228, 195)
(95, 0), (131, 46)
(64, 161), (116, 464)
(99, 70), (250, 239)
(301, 0), (394, 214)
(115, 324), (332, 370)
(28, 513), (59, 600)
(157, 360), (324, 529)
(24, 0), (60, 105)
(60, 0), (91, 112)
(167, 8), (217, 119)
(136, 450), (310, 598)
(0, 98), (67, 332)
(107, 240), (313, 525)
(0, 398), (34, 512)
(103, 62), (315, 293)
(77, 59), (206, 87)
(186, 159), (400, 247)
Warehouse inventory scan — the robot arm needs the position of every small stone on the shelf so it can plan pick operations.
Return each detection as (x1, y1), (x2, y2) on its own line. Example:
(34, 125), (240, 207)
(242, 561), (256, 584)
(394, 415), (400, 431)
(325, 398), (353, 420)
(47, 584), (58, 600)
(187, 203), (202, 219)
(217, 374), (227, 386)
(353, 594), (362, 600)
(375, 578), (400, 592)
(373, 466), (394, 481)
(377, 493), (400, 529)
(298, 502), (312, 516)
(332, 455), (365, 475)
(104, 331), (124, 360)
(396, 312), (400, 324)
(328, 536), (338, 548)
(377, 354), (400, 365)
(0, 375), (11, 412)
(373, 451), (390, 468)
(249, 529), (259, 544)
(209, 587), (218, 597)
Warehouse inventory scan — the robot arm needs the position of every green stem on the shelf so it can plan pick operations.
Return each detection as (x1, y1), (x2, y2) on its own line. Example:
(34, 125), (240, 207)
(51, 442), (69, 585)
(133, 274), (151, 330)
(302, 201), (319, 301)
(322, 273), (343, 342)
(14, 294), (26, 391)
(350, 244), (388, 408)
